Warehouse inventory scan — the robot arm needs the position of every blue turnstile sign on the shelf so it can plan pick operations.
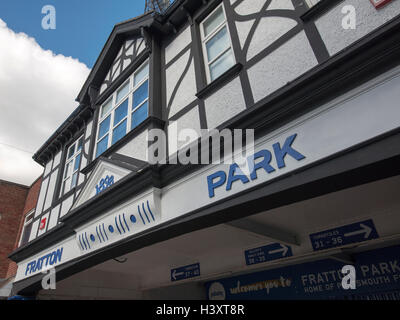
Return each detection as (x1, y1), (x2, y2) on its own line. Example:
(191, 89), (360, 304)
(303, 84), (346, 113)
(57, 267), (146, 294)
(171, 263), (200, 282)
(245, 243), (293, 266)
(309, 219), (379, 251)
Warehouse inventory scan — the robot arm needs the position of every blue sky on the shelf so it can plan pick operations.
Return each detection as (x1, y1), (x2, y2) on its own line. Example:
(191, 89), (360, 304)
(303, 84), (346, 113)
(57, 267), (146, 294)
(0, 0), (146, 68)
(0, 1), (150, 184)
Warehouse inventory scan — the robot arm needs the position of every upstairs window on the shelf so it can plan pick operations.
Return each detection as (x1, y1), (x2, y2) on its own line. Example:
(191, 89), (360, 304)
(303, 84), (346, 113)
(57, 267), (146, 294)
(200, 4), (235, 83)
(305, 0), (321, 7)
(95, 60), (149, 158)
(61, 136), (83, 196)
(19, 210), (34, 247)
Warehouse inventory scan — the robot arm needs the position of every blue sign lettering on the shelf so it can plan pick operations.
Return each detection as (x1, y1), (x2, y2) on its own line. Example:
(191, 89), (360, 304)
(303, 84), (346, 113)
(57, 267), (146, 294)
(95, 175), (114, 195)
(25, 247), (63, 276)
(310, 219), (379, 251)
(272, 134), (305, 169)
(207, 134), (305, 198)
(206, 245), (400, 300)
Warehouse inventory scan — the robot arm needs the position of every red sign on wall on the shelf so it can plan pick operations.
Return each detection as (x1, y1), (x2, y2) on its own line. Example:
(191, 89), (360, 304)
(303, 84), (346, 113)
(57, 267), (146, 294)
(370, 0), (393, 9)
(39, 217), (47, 230)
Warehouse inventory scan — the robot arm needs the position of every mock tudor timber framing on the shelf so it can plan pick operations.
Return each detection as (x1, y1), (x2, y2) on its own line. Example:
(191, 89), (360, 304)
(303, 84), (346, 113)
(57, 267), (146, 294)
(32, 0), (343, 166)
(12, 2), (400, 263)
(10, 0), (400, 295)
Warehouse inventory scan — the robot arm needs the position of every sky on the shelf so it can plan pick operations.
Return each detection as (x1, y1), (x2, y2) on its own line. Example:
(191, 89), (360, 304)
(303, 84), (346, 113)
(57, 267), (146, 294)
(0, 1), (146, 185)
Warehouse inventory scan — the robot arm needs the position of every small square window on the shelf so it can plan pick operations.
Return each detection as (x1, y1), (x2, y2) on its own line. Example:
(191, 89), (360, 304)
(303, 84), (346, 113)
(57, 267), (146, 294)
(99, 115), (111, 139)
(112, 119), (127, 145)
(132, 101), (148, 129)
(134, 62), (149, 87)
(96, 135), (109, 158)
(209, 49), (235, 81)
(61, 136), (83, 196)
(71, 172), (78, 189)
(19, 210), (35, 246)
(133, 80), (149, 109)
(200, 4), (235, 83)
(203, 6), (225, 37)
(114, 99), (129, 126)
(67, 144), (75, 159)
(77, 137), (83, 151)
(205, 26), (230, 62)
(101, 98), (113, 118)
(116, 81), (130, 104)
(74, 153), (81, 171)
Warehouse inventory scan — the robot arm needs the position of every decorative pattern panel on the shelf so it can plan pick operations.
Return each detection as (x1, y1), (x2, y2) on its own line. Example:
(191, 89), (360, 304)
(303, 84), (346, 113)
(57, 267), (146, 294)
(100, 37), (146, 94)
(76, 189), (161, 253)
(166, 49), (197, 118)
(231, 0), (300, 64)
(161, 0), (331, 158)
(164, 26), (197, 119)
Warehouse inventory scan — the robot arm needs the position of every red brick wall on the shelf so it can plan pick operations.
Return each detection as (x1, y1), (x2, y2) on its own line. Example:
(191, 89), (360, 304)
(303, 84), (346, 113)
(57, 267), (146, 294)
(22, 177), (43, 215)
(5, 177), (42, 279)
(0, 180), (29, 279)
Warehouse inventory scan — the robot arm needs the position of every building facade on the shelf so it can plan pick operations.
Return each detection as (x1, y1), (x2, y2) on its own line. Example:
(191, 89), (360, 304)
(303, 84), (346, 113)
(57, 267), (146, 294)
(9, 0), (400, 299)
(0, 177), (41, 298)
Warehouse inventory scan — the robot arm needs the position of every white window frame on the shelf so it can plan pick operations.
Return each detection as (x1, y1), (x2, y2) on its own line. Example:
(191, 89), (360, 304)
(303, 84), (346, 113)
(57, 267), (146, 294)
(94, 59), (149, 158)
(200, 3), (235, 83)
(61, 135), (84, 196)
(18, 210), (35, 247)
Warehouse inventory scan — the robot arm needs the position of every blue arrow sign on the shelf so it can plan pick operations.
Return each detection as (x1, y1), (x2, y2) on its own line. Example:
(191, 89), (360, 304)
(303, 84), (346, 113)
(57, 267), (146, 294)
(245, 243), (293, 266)
(310, 219), (379, 251)
(171, 263), (200, 282)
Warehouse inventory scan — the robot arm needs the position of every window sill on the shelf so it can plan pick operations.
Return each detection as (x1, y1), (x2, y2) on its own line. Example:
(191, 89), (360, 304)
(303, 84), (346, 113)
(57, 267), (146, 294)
(300, 0), (344, 21)
(196, 63), (243, 100)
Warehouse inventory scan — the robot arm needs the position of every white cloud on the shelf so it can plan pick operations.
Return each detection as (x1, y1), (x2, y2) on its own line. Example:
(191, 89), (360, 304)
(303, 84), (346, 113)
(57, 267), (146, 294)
(0, 19), (90, 186)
